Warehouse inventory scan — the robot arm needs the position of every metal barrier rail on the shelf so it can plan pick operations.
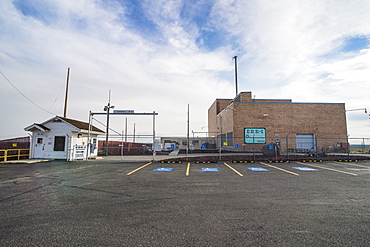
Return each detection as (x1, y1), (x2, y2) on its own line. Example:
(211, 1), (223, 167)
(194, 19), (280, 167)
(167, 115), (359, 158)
(0, 149), (30, 161)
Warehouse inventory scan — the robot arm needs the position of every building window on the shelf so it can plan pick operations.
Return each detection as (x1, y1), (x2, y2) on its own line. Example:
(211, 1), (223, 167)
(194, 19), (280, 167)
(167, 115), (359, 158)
(182, 141), (188, 146)
(37, 138), (43, 144)
(54, 136), (66, 151)
(164, 140), (172, 143)
(227, 132), (234, 146)
(192, 140), (199, 146)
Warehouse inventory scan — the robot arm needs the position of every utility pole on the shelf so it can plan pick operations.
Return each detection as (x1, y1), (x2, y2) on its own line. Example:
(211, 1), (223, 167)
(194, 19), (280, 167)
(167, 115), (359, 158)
(233, 56), (238, 96)
(63, 67), (71, 117)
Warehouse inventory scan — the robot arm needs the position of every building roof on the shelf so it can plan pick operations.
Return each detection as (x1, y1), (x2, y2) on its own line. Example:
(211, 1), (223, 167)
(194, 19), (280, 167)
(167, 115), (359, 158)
(57, 116), (104, 133)
(24, 123), (51, 132)
(24, 116), (105, 134)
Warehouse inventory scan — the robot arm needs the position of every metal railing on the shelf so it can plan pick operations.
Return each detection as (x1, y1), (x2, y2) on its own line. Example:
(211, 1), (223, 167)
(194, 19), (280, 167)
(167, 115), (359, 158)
(0, 149), (30, 162)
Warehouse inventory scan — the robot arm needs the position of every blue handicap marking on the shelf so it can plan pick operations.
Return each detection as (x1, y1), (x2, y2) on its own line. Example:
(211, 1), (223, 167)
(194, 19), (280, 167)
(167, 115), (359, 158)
(235, 144), (239, 149)
(154, 168), (173, 172)
(292, 167), (318, 171)
(201, 144), (206, 149)
(201, 168), (219, 172)
(248, 167), (269, 171)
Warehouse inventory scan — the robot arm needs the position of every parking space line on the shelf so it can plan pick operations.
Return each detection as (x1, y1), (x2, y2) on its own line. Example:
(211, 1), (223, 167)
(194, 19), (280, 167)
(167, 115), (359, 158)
(126, 162), (152, 176)
(223, 163), (244, 176)
(335, 162), (370, 169)
(186, 163), (191, 176)
(297, 162), (358, 176)
(261, 162), (299, 176)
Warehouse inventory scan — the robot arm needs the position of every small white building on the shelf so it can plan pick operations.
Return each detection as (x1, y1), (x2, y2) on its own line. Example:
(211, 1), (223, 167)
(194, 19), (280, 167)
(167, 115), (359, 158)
(24, 116), (105, 160)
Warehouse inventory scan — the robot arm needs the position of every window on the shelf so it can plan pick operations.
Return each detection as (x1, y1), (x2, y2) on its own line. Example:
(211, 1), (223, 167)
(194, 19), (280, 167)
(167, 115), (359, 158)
(54, 136), (66, 151)
(221, 134), (226, 144)
(182, 141), (188, 146)
(227, 132), (234, 146)
(192, 140), (199, 146)
(37, 138), (43, 144)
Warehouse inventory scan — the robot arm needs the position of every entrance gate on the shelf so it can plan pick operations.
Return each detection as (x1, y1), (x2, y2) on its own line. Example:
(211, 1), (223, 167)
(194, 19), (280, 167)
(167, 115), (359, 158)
(88, 110), (158, 160)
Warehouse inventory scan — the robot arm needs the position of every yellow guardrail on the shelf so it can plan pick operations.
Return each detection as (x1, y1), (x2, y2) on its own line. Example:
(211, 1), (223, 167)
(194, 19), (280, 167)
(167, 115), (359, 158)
(0, 149), (30, 161)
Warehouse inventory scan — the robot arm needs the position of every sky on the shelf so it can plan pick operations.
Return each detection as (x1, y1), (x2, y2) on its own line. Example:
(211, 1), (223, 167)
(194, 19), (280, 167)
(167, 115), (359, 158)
(0, 0), (369, 142)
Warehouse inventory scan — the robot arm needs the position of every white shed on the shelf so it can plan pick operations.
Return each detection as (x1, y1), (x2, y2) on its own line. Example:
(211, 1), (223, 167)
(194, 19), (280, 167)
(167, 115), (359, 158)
(24, 116), (105, 160)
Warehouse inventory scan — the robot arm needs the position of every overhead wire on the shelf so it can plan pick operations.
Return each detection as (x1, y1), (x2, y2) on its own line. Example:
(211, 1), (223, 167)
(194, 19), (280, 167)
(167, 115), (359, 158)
(0, 70), (56, 115)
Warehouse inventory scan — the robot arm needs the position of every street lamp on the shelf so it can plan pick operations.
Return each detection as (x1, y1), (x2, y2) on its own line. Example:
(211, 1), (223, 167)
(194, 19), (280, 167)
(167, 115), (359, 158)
(343, 108), (367, 156)
(104, 102), (115, 155)
(344, 108), (367, 113)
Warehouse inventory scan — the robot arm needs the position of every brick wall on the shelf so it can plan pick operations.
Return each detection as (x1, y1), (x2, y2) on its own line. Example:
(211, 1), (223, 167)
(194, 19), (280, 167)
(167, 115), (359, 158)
(208, 92), (347, 152)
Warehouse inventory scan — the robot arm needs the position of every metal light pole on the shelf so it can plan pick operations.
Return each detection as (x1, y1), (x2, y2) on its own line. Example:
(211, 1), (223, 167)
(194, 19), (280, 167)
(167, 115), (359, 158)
(104, 91), (114, 155)
(343, 108), (367, 155)
(233, 56), (238, 96)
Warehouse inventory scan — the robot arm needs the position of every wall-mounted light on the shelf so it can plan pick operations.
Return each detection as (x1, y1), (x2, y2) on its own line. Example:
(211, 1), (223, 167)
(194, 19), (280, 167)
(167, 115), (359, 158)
(344, 108), (367, 113)
(263, 114), (269, 117)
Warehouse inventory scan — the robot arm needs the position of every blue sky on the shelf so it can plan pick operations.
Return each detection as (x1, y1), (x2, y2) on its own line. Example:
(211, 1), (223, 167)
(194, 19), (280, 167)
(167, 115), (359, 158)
(1, 0), (369, 141)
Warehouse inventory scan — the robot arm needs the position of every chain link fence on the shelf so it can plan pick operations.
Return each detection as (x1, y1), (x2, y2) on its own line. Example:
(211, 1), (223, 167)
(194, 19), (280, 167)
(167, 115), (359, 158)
(216, 136), (370, 155)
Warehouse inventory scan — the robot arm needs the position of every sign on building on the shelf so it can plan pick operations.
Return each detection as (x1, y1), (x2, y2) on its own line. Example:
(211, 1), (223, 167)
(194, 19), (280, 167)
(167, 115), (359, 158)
(244, 128), (266, 144)
(73, 145), (87, 160)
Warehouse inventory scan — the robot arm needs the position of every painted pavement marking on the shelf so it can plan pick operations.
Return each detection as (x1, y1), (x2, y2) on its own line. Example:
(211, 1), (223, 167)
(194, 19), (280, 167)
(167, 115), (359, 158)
(297, 162), (358, 176)
(126, 162), (152, 176)
(292, 167), (318, 171)
(247, 167), (269, 172)
(224, 163), (244, 176)
(260, 162), (299, 176)
(153, 168), (173, 172)
(201, 168), (219, 172)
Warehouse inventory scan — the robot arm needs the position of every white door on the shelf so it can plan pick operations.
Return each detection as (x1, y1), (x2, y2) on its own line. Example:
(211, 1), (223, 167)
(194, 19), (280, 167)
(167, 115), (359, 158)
(34, 137), (45, 158)
(296, 134), (315, 152)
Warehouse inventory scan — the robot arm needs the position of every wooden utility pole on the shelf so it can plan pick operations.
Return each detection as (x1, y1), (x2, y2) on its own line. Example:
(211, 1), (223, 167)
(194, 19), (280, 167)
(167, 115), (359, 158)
(63, 67), (71, 118)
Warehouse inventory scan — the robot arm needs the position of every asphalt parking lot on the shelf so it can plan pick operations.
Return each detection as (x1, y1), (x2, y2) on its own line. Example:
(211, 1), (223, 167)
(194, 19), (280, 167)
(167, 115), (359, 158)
(1, 160), (369, 246)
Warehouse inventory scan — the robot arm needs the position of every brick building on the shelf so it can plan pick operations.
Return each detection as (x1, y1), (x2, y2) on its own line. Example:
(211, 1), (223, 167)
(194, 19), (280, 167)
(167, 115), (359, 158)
(208, 92), (348, 153)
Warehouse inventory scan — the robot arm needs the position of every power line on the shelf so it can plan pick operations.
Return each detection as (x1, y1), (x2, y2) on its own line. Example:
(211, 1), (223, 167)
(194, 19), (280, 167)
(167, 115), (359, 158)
(0, 70), (56, 115)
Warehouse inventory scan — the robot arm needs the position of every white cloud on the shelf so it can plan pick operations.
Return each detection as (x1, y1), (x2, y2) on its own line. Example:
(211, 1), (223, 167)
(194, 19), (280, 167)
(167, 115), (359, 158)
(1, 0), (369, 140)
(0, 0), (236, 140)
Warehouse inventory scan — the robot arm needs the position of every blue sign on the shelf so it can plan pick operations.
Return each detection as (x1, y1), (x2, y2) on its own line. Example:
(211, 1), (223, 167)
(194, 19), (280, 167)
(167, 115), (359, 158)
(154, 168), (173, 172)
(244, 128), (266, 144)
(171, 144), (175, 150)
(201, 144), (206, 149)
(201, 168), (219, 172)
(268, 144), (273, 149)
(292, 167), (318, 171)
(235, 144), (239, 149)
(247, 167), (269, 171)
